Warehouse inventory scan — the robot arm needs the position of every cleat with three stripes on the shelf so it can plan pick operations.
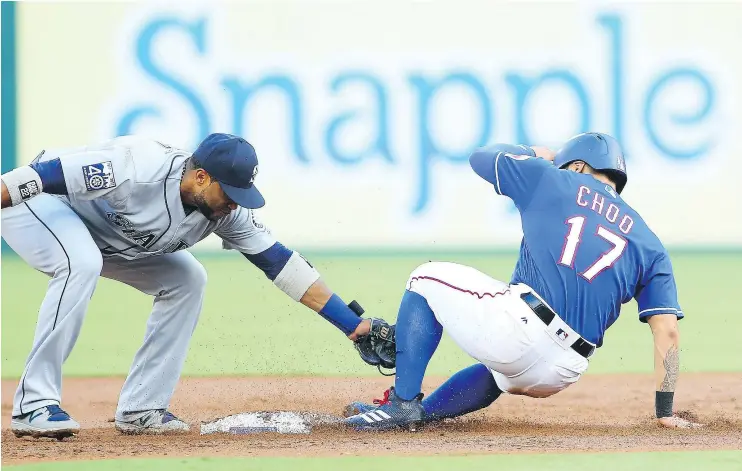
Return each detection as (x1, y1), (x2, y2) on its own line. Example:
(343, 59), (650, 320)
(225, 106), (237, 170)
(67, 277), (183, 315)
(344, 387), (425, 432)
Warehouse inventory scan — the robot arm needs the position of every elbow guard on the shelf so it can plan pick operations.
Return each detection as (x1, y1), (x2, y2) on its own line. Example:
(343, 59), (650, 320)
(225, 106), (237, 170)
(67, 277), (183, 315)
(273, 252), (321, 301)
(1, 166), (43, 206)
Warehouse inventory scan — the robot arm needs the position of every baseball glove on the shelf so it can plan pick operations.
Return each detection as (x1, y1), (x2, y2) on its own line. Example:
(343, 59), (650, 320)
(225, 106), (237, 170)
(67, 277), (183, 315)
(354, 318), (396, 372)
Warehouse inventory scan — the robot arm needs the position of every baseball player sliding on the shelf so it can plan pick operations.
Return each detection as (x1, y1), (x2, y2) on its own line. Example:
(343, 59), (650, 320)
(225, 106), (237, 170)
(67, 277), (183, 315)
(0, 133), (394, 439)
(344, 133), (703, 431)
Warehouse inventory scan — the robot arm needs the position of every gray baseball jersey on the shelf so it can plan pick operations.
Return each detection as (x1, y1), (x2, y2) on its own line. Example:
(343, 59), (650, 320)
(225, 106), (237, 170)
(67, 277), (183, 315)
(33, 135), (276, 260)
(3, 135), (279, 419)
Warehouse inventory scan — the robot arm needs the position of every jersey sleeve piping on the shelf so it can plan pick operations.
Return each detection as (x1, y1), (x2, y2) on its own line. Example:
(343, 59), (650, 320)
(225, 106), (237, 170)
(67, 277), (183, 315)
(494, 152), (503, 195)
(638, 307), (683, 316)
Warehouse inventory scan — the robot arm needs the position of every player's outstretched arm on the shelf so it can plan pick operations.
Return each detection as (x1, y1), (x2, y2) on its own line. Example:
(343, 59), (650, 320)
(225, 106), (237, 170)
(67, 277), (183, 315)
(240, 242), (370, 340)
(647, 314), (702, 428)
(241, 243), (397, 369)
(220, 211), (395, 368)
(298, 277), (371, 340)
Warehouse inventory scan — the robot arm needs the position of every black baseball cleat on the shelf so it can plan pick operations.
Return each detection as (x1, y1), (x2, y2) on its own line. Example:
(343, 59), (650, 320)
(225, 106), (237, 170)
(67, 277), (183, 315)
(344, 387), (425, 431)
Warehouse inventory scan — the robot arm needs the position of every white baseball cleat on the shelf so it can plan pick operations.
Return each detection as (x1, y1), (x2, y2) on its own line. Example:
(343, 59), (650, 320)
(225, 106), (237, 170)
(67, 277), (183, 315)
(115, 409), (190, 435)
(11, 405), (80, 439)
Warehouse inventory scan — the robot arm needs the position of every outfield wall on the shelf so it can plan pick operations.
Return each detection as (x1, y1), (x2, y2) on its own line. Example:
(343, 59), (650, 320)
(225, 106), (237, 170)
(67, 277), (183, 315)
(3, 1), (740, 251)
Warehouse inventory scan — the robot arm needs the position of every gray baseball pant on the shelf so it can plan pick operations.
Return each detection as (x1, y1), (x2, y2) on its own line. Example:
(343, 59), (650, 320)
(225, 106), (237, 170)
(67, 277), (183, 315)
(2, 194), (206, 420)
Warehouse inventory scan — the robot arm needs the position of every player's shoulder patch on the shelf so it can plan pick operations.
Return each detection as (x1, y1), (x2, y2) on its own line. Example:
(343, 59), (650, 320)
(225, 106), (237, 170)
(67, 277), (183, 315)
(82, 161), (116, 191)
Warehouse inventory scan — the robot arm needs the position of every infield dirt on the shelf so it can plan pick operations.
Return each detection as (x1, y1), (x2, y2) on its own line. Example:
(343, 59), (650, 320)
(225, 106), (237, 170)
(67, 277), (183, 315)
(2, 373), (741, 465)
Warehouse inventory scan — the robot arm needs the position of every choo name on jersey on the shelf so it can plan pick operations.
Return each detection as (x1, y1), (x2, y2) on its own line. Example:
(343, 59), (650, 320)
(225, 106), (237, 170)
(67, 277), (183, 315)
(575, 185), (634, 235)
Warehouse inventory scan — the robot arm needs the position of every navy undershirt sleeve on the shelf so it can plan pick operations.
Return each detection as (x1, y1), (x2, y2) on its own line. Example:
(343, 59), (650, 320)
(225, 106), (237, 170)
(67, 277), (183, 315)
(30, 158), (67, 195)
(241, 242), (293, 281)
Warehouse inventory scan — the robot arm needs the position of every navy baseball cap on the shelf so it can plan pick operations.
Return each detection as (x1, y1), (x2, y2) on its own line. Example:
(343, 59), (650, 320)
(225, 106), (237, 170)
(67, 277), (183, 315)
(192, 133), (265, 208)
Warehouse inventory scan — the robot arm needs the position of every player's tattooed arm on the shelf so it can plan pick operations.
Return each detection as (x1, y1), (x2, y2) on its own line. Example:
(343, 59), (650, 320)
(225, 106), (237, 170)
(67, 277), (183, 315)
(660, 345), (679, 392)
(646, 314), (702, 428)
(648, 314), (680, 393)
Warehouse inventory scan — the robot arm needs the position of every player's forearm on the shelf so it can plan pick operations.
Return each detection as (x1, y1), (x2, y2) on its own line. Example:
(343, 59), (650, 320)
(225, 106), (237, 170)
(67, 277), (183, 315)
(650, 319), (680, 417)
(654, 330), (680, 392)
(301, 279), (364, 337)
(300, 278), (333, 311)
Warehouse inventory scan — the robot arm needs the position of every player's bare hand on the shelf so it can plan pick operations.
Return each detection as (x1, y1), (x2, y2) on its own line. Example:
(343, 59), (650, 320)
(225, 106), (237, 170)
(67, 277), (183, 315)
(657, 415), (704, 429)
(530, 146), (556, 162)
(348, 319), (371, 341)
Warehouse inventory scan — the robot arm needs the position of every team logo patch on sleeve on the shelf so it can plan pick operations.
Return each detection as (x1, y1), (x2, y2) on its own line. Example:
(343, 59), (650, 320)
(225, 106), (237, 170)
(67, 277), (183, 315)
(82, 162), (116, 191)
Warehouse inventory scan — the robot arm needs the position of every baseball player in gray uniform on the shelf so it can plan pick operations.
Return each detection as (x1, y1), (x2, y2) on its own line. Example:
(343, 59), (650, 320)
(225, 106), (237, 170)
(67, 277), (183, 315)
(0, 133), (395, 439)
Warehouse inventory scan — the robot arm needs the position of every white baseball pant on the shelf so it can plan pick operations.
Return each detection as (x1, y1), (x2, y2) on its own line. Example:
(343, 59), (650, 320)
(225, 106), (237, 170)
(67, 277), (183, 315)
(406, 261), (591, 397)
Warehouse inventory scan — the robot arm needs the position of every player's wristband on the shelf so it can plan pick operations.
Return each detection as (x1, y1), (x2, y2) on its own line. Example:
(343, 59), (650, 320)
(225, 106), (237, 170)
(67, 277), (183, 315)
(1, 166), (43, 206)
(655, 391), (674, 418)
(319, 294), (363, 336)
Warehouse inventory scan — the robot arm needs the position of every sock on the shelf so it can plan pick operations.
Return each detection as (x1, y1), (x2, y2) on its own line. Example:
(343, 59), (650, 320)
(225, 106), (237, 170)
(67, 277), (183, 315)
(394, 290), (444, 400)
(422, 363), (503, 420)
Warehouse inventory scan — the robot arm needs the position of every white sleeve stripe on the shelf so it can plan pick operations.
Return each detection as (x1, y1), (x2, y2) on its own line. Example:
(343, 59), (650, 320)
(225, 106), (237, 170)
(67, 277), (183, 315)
(494, 152), (503, 195)
(638, 307), (681, 315)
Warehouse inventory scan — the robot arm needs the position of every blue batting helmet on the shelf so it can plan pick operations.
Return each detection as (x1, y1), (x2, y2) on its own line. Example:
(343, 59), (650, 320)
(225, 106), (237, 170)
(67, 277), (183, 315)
(553, 132), (627, 194)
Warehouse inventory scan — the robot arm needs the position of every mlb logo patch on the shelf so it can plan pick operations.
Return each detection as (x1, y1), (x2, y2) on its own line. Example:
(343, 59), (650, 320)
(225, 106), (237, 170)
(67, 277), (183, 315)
(82, 162), (116, 191)
(18, 181), (40, 201)
(556, 329), (569, 341)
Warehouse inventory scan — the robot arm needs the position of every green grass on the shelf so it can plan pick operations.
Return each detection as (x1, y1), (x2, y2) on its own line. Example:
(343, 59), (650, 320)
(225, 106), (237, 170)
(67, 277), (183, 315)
(2, 252), (741, 379)
(4, 451), (742, 471)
